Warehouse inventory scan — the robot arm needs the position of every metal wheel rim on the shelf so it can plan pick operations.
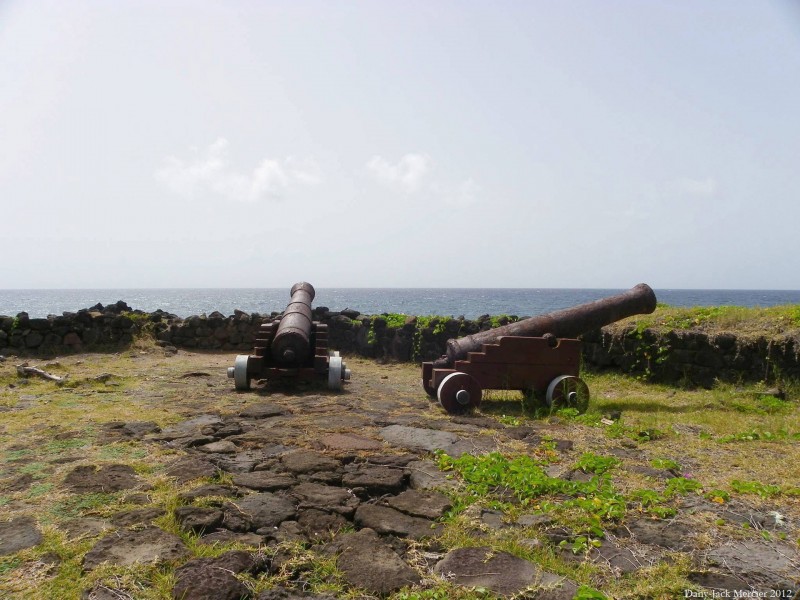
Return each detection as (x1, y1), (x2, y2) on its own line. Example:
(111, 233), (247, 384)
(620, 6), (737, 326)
(545, 375), (589, 413)
(233, 355), (251, 391)
(328, 356), (343, 390)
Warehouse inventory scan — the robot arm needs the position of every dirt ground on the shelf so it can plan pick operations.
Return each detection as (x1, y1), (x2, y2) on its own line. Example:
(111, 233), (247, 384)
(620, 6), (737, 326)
(0, 345), (798, 599)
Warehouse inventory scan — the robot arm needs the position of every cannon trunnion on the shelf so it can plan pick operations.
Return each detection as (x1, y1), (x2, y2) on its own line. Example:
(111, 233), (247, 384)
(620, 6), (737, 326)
(423, 284), (657, 414)
(228, 282), (351, 391)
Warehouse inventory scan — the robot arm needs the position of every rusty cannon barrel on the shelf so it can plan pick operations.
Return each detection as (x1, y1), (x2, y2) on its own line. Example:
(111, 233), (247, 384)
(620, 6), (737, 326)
(271, 281), (315, 365)
(435, 283), (657, 367)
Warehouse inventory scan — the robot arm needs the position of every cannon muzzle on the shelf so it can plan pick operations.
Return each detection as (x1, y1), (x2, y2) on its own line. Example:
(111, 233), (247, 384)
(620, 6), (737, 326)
(436, 283), (657, 367)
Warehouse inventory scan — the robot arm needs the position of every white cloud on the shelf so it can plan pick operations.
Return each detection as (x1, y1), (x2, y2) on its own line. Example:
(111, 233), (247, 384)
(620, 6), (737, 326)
(156, 138), (320, 202)
(365, 152), (482, 207)
(365, 153), (431, 193)
(674, 176), (717, 198)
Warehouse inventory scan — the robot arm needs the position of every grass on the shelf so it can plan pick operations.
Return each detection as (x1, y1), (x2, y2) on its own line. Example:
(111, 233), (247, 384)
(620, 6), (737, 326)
(612, 303), (800, 338)
(0, 345), (798, 598)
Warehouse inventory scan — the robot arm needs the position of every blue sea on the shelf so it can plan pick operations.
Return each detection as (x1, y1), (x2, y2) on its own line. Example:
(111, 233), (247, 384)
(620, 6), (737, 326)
(1, 288), (799, 320)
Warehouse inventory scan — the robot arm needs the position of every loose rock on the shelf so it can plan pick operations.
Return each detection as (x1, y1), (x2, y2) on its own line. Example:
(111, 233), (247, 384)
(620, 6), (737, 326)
(0, 516), (43, 556)
(64, 464), (143, 493)
(325, 528), (421, 595)
(83, 526), (189, 571)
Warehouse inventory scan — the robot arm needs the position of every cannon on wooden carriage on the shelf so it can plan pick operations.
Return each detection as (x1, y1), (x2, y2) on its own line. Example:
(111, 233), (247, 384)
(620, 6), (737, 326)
(228, 282), (351, 391)
(422, 284), (657, 413)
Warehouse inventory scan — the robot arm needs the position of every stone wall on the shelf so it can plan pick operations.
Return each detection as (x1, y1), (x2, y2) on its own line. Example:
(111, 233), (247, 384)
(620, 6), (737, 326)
(2, 304), (798, 385)
(581, 327), (800, 386)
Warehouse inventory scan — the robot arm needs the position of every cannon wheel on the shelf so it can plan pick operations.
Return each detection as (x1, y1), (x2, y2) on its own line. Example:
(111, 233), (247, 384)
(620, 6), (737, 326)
(328, 355), (344, 391)
(232, 355), (251, 391)
(545, 375), (589, 413)
(438, 372), (482, 414)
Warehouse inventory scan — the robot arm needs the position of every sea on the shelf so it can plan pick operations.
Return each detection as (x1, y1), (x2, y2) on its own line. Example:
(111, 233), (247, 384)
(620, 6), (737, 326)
(1, 288), (799, 320)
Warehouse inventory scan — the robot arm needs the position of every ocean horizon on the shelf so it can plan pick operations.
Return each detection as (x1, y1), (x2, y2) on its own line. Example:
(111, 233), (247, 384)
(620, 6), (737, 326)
(2, 288), (800, 320)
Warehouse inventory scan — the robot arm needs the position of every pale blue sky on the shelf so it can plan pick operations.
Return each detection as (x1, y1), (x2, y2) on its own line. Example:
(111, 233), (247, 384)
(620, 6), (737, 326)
(1, 1), (798, 289)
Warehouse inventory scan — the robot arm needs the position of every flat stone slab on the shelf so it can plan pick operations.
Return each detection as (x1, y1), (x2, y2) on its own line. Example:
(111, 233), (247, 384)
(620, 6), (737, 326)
(60, 518), (111, 541)
(110, 507), (166, 527)
(318, 433), (383, 451)
(386, 489), (452, 519)
(157, 415), (224, 440)
(289, 482), (360, 517)
(104, 420), (161, 439)
(4, 473), (34, 492)
(354, 504), (440, 539)
(179, 484), (240, 501)
(280, 450), (341, 475)
(624, 518), (695, 551)
(325, 528), (420, 595)
(0, 516), (43, 556)
(83, 526), (189, 571)
(234, 492), (296, 529)
(379, 425), (460, 453)
(198, 440), (238, 454)
(239, 403), (287, 419)
(405, 460), (458, 491)
(172, 550), (258, 600)
(64, 464), (143, 493)
(588, 539), (645, 575)
(164, 457), (219, 484)
(341, 465), (406, 495)
(233, 472), (297, 491)
(297, 508), (349, 538)
(174, 506), (224, 533)
(705, 540), (799, 590)
(434, 546), (565, 597)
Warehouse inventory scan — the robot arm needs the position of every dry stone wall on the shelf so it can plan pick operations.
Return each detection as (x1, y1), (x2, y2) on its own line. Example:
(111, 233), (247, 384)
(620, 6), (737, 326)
(2, 304), (798, 385)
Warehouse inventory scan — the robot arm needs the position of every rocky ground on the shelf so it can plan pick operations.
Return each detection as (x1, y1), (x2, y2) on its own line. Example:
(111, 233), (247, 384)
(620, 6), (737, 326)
(0, 345), (798, 599)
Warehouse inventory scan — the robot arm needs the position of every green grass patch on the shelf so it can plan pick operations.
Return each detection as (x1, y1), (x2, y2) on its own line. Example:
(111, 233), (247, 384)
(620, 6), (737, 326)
(49, 492), (121, 520)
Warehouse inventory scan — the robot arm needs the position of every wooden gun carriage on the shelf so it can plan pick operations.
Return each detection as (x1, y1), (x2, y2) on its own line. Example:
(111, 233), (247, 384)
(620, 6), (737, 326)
(228, 282), (350, 391)
(422, 284), (657, 414)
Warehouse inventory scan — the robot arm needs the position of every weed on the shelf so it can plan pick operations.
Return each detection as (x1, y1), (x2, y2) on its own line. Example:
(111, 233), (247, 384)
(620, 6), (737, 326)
(383, 313), (408, 329)
(704, 489), (731, 504)
(718, 429), (800, 443)
(730, 480), (783, 499)
(665, 477), (703, 497)
(651, 458), (680, 471)
(575, 453), (620, 475)
(574, 585), (609, 599)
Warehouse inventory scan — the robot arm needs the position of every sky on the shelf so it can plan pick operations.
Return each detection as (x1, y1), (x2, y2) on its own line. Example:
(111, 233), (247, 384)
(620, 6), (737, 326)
(1, 0), (799, 290)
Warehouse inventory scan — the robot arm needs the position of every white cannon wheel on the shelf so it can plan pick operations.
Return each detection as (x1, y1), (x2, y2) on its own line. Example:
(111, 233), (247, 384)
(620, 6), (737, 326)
(437, 372), (482, 414)
(232, 355), (251, 391)
(545, 375), (590, 413)
(328, 356), (343, 391)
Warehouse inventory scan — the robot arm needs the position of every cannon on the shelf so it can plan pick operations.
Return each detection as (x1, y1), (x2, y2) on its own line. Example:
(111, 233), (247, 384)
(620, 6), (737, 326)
(228, 282), (351, 391)
(422, 284), (657, 413)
